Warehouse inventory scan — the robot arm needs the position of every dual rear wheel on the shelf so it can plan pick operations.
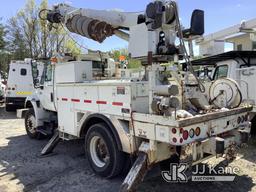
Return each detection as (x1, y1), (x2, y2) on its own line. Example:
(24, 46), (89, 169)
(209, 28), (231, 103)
(85, 123), (126, 178)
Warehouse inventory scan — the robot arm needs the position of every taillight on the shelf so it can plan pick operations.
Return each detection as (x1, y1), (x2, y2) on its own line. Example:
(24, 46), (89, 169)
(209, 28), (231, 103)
(195, 127), (201, 136)
(182, 130), (189, 140)
(172, 128), (177, 134)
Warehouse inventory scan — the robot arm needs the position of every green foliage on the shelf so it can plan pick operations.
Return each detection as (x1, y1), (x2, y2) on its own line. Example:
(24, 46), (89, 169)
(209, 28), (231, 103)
(111, 48), (141, 69)
(65, 39), (82, 57)
(6, 0), (81, 61)
(128, 59), (141, 69)
(0, 19), (5, 50)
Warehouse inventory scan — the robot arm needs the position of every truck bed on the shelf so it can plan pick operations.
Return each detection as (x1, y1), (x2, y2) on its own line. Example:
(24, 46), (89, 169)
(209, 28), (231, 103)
(133, 106), (252, 127)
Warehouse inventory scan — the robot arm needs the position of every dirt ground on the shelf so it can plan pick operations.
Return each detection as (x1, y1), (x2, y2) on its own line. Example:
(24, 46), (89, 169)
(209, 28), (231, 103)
(0, 105), (256, 192)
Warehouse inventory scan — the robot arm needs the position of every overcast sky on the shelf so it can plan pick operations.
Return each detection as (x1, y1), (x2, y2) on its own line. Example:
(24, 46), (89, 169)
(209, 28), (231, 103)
(0, 0), (255, 51)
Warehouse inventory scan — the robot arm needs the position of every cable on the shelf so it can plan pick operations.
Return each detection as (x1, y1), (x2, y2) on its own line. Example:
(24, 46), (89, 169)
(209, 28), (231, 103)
(39, 9), (51, 20)
(171, 2), (206, 93)
(60, 23), (106, 60)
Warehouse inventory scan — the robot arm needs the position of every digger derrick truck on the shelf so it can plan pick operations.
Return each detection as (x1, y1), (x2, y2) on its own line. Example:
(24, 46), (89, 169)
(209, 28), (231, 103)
(17, 1), (252, 191)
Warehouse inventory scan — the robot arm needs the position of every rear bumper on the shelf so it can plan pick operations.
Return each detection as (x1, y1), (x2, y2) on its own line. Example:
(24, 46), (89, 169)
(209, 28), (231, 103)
(6, 97), (26, 107)
(180, 123), (251, 164)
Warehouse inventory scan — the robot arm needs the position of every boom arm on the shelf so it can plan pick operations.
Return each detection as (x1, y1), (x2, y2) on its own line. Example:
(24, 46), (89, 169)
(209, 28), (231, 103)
(45, 1), (204, 61)
(46, 3), (141, 42)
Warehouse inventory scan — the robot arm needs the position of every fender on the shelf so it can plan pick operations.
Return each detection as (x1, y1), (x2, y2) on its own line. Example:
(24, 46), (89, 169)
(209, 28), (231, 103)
(81, 113), (123, 151)
(25, 94), (49, 127)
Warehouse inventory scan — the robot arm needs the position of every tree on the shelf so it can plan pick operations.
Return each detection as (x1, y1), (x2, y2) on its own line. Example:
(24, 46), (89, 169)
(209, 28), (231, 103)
(6, 0), (81, 60)
(111, 48), (141, 69)
(0, 18), (10, 79)
(0, 19), (5, 50)
(6, 16), (30, 60)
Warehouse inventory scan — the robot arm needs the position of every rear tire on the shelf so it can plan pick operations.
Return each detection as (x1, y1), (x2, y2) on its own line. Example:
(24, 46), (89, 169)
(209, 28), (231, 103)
(85, 123), (125, 178)
(25, 108), (44, 139)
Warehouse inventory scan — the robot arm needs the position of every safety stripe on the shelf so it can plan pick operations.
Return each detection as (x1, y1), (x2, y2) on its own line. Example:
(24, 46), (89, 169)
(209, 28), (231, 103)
(71, 99), (80, 103)
(112, 102), (123, 106)
(96, 101), (107, 105)
(16, 92), (32, 95)
(60, 99), (124, 107)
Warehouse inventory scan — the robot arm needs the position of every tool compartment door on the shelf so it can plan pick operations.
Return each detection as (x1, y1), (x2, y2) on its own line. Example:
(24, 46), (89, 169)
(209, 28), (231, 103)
(56, 85), (75, 136)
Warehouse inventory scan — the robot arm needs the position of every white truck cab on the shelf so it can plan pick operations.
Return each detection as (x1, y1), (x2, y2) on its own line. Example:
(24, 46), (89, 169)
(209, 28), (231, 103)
(189, 51), (256, 133)
(5, 59), (44, 111)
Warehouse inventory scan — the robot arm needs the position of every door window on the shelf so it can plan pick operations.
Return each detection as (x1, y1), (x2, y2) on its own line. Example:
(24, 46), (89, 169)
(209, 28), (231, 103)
(213, 65), (228, 80)
(20, 68), (27, 76)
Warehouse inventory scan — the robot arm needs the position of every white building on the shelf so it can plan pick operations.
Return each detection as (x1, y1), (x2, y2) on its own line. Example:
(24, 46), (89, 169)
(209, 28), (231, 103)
(226, 33), (256, 51)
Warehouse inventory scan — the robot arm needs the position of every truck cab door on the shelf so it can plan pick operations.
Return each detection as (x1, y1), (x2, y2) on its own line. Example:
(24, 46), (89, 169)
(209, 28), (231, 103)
(211, 64), (229, 80)
(39, 64), (56, 111)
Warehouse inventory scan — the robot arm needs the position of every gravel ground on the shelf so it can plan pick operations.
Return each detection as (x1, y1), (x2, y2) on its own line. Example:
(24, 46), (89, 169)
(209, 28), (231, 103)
(0, 104), (256, 192)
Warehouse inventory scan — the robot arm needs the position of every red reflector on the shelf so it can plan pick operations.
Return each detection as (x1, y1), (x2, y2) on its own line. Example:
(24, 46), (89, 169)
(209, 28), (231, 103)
(84, 100), (92, 103)
(71, 99), (80, 103)
(112, 102), (123, 106)
(172, 128), (177, 134)
(173, 138), (177, 143)
(182, 130), (189, 140)
(97, 101), (107, 105)
(62, 98), (68, 101)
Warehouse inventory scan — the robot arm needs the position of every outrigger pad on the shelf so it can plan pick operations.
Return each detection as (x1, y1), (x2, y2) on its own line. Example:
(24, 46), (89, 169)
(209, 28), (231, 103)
(41, 131), (60, 156)
(120, 152), (148, 192)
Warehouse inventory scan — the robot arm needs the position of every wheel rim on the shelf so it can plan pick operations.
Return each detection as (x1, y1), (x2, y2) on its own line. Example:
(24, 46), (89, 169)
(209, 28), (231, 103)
(26, 115), (36, 134)
(89, 136), (110, 168)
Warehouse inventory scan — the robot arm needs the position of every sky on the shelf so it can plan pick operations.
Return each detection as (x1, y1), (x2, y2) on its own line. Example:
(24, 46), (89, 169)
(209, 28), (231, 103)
(0, 0), (255, 52)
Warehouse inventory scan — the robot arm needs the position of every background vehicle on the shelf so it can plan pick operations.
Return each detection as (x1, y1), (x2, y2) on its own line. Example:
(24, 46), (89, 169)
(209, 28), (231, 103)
(188, 51), (256, 134)
(5, 58), (44, 111)
(189, 18), (256, 134)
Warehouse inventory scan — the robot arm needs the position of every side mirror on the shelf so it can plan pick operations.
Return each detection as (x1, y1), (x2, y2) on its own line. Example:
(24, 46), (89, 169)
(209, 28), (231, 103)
(183, 9), (204, 38)
(190, 9), (204, 36)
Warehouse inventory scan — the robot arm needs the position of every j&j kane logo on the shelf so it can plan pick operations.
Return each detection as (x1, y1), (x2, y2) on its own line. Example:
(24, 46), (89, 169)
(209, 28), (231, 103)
(162, 163), (239, 182)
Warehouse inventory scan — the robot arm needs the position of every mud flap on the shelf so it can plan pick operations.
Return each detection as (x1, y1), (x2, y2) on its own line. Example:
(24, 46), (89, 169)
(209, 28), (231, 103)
(120, 152), (148, 192)
(41, 131), (60, 156)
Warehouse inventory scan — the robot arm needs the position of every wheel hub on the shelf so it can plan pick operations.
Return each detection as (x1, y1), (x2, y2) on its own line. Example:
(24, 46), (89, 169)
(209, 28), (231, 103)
(90, 136), (110, 168)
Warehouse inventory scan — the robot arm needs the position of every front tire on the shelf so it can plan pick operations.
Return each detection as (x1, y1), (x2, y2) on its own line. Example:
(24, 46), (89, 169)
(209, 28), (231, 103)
(25, 108), (44, 139)
(85, 123), (125, 178)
